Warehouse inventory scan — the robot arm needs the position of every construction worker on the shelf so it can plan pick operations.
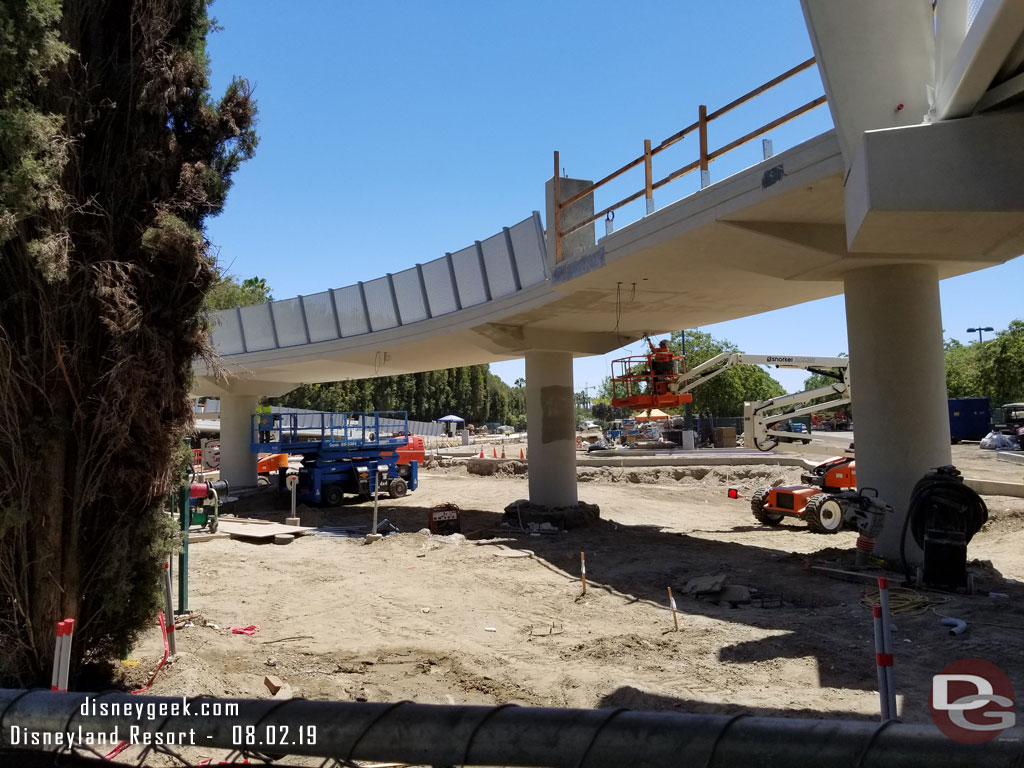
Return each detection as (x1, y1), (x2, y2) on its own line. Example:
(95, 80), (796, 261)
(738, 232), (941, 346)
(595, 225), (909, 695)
(255, 402), (273, 443)
(649, 339), (677, 396)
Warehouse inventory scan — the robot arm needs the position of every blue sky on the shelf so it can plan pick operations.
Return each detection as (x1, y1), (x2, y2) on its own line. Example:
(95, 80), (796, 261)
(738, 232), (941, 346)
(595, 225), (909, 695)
(204, 1), (1023, 395)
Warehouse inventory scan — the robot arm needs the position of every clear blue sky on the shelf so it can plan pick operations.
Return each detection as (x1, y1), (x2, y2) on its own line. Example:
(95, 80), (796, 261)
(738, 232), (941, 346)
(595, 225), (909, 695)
(204, 1), (1023, 396)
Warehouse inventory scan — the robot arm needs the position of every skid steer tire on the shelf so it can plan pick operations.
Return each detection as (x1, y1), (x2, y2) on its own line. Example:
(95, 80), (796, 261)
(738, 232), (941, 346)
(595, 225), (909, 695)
(750, 487), (783, 526)
(805, 493), (843, 534)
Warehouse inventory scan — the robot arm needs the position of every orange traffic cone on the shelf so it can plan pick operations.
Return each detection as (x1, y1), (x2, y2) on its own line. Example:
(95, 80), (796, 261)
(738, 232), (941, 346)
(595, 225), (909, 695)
(520, 448), (525, 459)
(493, 447), (498, 458)
(479, 446), (484, 458)
(501, 446), (506, 459)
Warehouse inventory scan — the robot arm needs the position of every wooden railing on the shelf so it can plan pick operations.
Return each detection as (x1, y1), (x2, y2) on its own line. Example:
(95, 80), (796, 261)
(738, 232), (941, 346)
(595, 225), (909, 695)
(552, 57), (825, 262)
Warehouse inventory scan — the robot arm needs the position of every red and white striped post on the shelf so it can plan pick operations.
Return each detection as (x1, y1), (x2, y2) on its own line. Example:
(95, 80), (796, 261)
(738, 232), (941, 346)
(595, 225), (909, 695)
(50, 621), (66, 691)
(54, 618), (74, 692)
(877, 577), (898, 719)
(871, 604), (890, 721)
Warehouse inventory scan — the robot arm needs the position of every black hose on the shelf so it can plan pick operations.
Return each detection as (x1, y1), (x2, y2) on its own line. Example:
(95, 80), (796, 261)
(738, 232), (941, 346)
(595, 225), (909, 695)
(900, 465), (988, 579)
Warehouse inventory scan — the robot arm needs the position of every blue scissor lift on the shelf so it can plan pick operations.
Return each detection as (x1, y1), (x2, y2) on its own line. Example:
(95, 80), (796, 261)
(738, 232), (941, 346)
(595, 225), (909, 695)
(251, 410), (418, 506)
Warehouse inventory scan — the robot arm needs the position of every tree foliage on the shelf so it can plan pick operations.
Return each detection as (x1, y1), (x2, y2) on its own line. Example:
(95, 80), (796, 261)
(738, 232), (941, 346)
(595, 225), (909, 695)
(943, 320), (1024, 405)
(205, 272), (273, 310)
(273, 366), (527, 428)
(0, 0), (256, 684)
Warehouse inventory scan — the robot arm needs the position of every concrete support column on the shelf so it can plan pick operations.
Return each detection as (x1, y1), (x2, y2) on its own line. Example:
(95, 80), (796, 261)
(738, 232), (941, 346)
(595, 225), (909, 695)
(218, 394), (259, 489)
(525, 351), (578, 508)
(844, 264), (951, 564)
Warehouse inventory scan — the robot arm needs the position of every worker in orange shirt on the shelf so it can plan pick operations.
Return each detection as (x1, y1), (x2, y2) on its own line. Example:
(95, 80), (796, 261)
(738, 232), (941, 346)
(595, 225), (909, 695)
(649, 338), (677, 396)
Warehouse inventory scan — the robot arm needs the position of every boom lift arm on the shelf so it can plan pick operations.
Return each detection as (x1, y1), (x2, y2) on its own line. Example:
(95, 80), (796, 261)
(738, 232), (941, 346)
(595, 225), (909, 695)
(673, 353), (851, 451)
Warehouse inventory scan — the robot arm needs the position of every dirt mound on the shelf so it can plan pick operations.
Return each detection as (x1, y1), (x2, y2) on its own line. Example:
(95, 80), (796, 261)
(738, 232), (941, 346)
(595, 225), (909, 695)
(576, 465), (802, 487)
(503, 498), (600, 529)
(467, 458), (527, 476)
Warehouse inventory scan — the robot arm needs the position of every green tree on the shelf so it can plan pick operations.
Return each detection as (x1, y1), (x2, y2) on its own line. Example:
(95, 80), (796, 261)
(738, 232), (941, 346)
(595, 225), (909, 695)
(0, 0), (256, 684)
(205, 272), (273, 310)
(975, 320), (1024, 405)
(943, 339), (981, 398)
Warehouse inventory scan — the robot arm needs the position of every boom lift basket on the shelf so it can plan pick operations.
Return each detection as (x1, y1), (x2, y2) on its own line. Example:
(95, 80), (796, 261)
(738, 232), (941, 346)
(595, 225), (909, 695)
(610, 353), (693, 410)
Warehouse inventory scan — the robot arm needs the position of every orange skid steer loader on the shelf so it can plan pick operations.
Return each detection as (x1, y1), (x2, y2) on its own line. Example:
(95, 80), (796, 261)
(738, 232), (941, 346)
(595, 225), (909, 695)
(750, 457), (856, 533)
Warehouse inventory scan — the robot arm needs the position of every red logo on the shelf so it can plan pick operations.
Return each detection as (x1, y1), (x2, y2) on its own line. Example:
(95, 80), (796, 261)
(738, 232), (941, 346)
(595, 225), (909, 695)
(931, 658), (1015, 744)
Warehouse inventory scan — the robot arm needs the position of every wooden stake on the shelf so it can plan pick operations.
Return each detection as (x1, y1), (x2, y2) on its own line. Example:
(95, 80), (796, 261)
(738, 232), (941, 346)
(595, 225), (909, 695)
(580, 552), (587, 595)
(668, 587), (679, 631)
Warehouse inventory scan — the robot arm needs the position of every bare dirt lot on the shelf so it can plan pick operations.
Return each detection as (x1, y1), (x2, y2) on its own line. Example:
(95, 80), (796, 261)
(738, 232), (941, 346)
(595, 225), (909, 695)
(122, 445), (1024, 761)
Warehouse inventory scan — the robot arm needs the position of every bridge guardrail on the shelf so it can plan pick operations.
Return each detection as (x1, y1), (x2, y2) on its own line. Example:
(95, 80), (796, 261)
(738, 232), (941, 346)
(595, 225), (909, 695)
(553, 57), (826, 262)
(210, 213), (547, 356)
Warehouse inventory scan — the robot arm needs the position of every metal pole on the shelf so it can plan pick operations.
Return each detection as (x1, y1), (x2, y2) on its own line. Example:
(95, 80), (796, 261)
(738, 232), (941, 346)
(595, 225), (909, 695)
(1, 690), (1019, 768)
(163, 561), (176, 655)
(372, 468), (380, 533)
(176, 483), (190, 614)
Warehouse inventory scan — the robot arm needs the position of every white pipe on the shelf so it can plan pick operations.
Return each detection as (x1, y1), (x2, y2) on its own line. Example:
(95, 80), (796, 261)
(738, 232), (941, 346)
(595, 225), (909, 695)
(941, 617), (968, 636)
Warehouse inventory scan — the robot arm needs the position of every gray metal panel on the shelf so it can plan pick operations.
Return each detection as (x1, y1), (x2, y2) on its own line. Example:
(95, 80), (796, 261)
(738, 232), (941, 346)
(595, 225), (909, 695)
(392, 267), (428, 323)
(509, 215), (547, 287)
(451, 245), (488, 307)
(271, 298), (308, 348)
(363, 276), (398, 331)
(334, 285), (370, 336)
(420, 257), (458, 316)
(238, 303), (277, 352)
(211, 308), (245, 355)
(480, 231), (516, 298)
(303, 291), (339, 343)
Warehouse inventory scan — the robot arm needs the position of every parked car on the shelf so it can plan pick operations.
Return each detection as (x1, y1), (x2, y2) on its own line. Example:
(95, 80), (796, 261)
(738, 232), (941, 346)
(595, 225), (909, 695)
(775, 420), (811, 445)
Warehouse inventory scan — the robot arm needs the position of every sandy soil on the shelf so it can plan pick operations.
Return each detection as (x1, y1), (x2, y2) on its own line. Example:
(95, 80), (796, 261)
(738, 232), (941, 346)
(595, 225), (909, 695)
(117, 444), (1024, 762)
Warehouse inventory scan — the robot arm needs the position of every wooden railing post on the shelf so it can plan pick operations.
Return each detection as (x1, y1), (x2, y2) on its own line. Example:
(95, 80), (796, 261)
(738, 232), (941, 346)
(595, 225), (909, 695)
(644, 139), (654, 215)
(698, 104), (710, 189)
(553, 150), (562, 263)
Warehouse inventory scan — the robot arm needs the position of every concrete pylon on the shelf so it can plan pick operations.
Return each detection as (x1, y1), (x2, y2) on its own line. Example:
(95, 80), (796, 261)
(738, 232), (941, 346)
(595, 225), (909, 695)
(218, 394), (259, 489)
(844, 263), (952, 564)
(525, 351), (578, 508)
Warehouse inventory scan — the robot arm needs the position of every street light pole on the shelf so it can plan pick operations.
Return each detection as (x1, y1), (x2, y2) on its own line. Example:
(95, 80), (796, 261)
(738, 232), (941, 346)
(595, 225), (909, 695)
(967, 326), (994, 343)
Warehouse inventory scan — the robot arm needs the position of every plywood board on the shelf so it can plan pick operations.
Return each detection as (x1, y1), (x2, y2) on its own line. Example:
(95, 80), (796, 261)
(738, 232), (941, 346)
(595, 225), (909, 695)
(217, 521), (315, 540)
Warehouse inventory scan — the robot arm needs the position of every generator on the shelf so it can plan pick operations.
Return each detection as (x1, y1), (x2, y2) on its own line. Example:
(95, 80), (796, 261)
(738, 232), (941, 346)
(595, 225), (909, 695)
(429, 503), (461, 535)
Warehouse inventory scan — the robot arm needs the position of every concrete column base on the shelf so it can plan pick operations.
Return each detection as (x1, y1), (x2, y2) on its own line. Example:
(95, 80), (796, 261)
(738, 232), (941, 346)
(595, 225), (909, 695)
(525, 351), (578, 508)
(844, 264), (951, 565)
(218, 394), (259, 489)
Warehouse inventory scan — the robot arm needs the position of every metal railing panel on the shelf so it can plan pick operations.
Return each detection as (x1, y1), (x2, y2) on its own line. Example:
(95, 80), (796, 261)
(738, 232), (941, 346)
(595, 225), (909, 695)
(451, 244), (489, 307)
(392, 266), (428, 323)
(420, 256), (459, 316)
(480, 231), (517, 298)
(238, 303), (277, 352)
(209, 309), (245, 355)
(363, 275), (399, 332)
(271, 297), (308, 347)
(333, 284), (369, 337)
(510, 214), (547, 286)
(301, 290), (340, 343)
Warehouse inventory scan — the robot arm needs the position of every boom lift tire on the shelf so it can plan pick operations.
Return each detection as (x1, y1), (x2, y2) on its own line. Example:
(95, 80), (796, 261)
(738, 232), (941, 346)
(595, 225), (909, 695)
(805, 493), (843, 533)
(323, 484), (343, 507)
(388, 478), (408, 498)
(750, 487), (783, 526)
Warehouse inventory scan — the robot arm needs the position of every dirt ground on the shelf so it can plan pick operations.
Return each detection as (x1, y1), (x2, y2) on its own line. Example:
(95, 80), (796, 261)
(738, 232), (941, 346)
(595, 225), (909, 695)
(119, 444), (1024, 761)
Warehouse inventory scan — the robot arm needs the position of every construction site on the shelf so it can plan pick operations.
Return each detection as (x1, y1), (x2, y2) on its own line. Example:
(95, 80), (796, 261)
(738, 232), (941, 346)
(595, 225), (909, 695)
(5, 2), (1024, 767)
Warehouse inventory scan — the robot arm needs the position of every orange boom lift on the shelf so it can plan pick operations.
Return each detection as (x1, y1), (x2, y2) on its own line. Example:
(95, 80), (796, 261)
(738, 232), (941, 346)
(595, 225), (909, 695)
(609, 338), (693, 411)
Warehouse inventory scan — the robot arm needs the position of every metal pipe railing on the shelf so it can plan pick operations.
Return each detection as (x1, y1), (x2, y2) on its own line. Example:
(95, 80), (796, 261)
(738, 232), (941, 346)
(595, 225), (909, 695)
(554, 57), (824, 257)
(0, 690), (1019, 767)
